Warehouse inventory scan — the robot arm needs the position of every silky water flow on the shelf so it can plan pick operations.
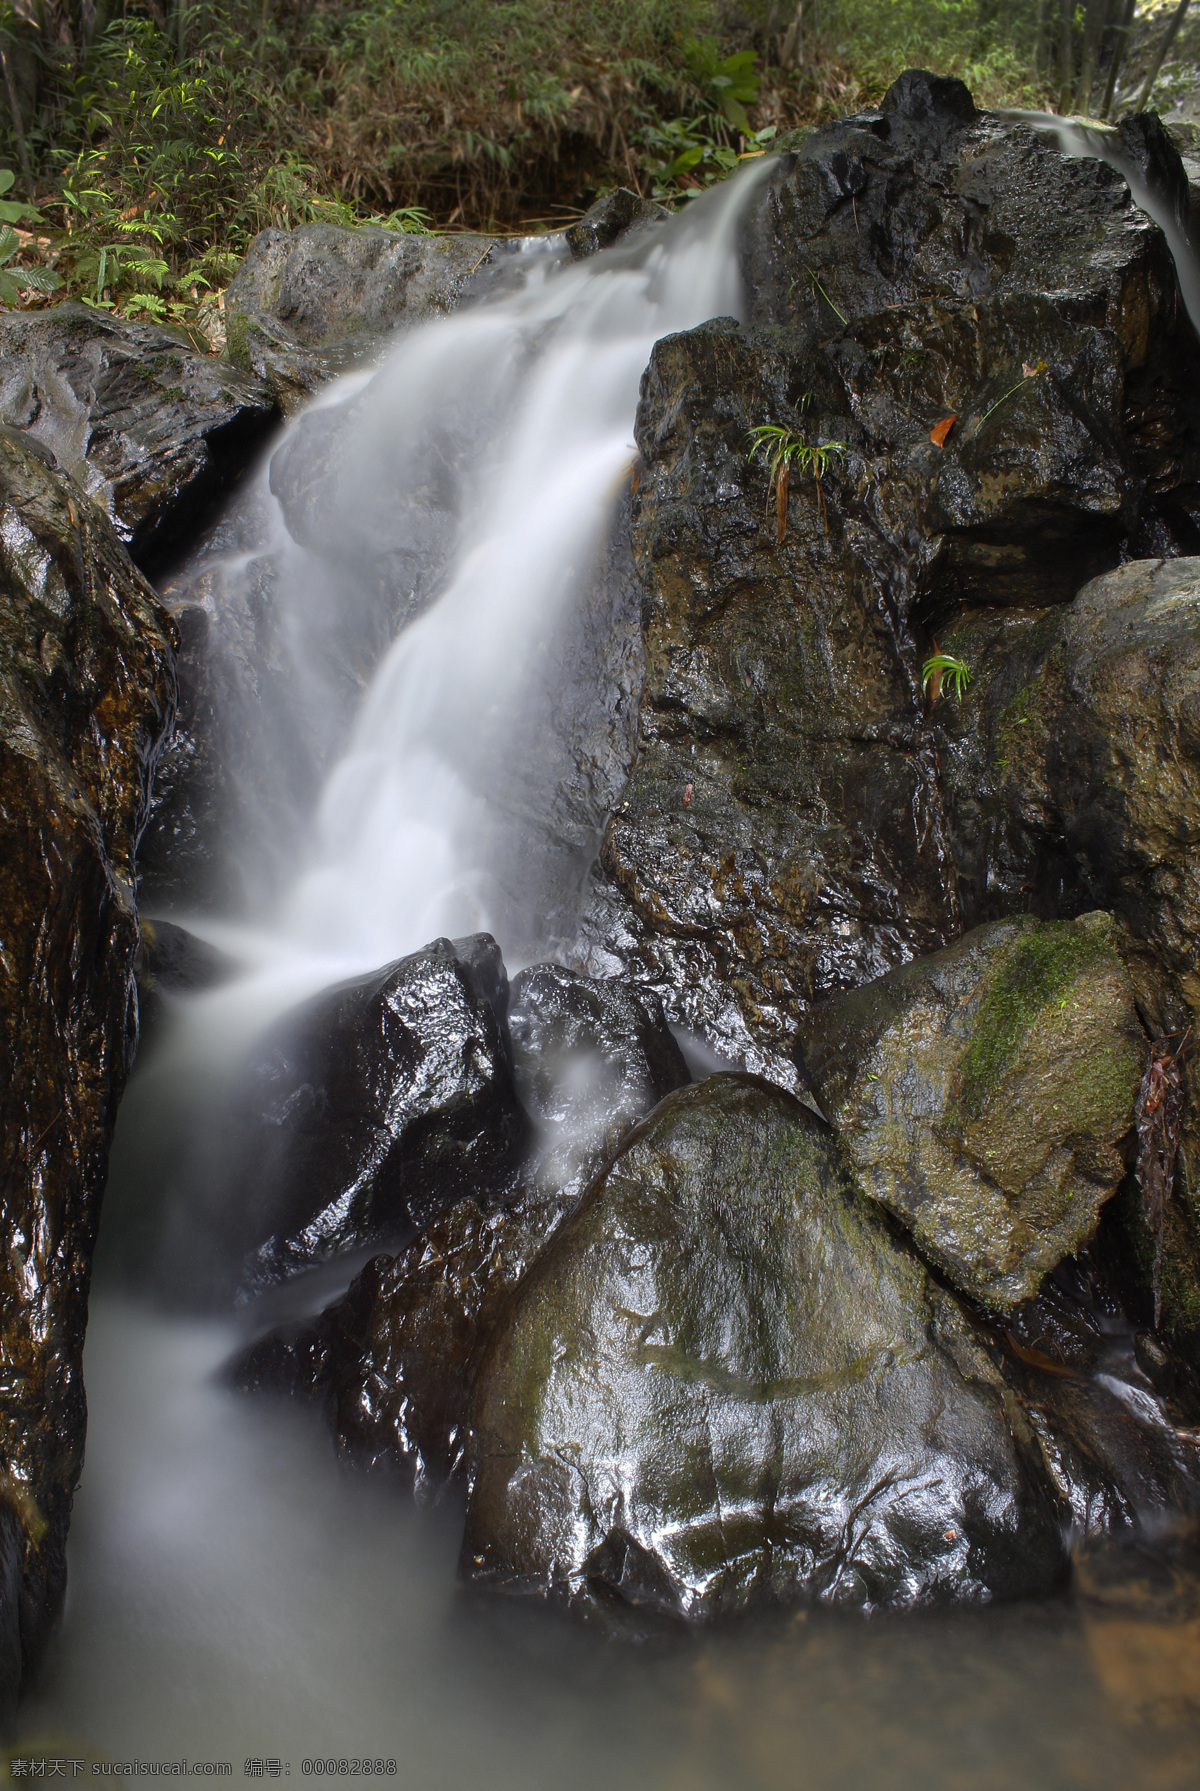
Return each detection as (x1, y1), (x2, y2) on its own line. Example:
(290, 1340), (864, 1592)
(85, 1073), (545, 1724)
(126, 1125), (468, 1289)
(16, 152), (1200, 1783)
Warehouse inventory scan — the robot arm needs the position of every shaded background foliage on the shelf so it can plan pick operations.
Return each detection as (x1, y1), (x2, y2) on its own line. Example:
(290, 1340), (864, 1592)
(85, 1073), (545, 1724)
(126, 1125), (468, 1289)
(0, 0), (1195, 332)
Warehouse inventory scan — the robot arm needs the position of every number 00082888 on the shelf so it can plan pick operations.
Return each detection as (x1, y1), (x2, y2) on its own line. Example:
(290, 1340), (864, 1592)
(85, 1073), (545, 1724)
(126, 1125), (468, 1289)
(300, 1763), (398, 1776)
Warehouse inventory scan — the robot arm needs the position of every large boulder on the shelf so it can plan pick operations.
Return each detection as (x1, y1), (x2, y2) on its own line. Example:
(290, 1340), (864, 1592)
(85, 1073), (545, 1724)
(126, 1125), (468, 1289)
(578, 77), (1200, 1087)
(226, 222), (507, 412)
(463, 1074), (1068, 1620)
(936, 558), (1200, 1355)
(159, 934), (530, 1297)
(231, 1180), (576, 1497)
(0, 432), (176, 1693)
(230, 964), (691, 1484)
(796, 913), (1146, 1311)
(0, 304), (277, 571)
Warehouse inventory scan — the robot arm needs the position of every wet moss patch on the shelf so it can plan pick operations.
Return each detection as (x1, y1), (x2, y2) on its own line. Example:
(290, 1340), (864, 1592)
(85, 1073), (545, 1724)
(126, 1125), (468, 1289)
(957, 919), (1120, 1122)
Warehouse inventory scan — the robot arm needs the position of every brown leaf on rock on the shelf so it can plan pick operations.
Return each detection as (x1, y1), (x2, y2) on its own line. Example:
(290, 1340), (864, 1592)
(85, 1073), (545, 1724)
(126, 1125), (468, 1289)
(930, 415), (956, 448)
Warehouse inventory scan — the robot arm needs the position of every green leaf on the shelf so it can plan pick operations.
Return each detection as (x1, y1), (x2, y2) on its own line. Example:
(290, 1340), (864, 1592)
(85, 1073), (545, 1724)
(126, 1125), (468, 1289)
(0, 225), (19, 265)
(666, 145), (704, 177)
(124, 291), (167, 318)
(0, 170), (13, 197)
(0, 199), (43, 225)
(18, 267), (62, 295)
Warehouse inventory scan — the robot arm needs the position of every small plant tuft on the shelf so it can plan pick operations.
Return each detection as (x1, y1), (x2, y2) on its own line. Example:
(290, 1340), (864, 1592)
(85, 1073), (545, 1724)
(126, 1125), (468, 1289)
(922, 652), (972, 704)
(747, 421), (847, 542)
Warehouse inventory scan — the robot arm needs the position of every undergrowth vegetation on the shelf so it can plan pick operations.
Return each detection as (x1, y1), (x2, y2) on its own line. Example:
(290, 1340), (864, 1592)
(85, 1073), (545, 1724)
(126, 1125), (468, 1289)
(0, 0), (1183, 343)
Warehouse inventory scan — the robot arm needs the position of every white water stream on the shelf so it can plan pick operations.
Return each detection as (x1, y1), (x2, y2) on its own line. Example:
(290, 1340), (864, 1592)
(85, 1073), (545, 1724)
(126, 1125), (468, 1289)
(159, 163), (770, 1067)
(20, 135), (1200, 1776)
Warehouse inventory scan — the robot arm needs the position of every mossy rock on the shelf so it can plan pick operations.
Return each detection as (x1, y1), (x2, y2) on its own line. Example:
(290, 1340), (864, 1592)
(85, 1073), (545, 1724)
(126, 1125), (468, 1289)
(464, 1074), (1067, 1621)
(797, 914), (1147, 1311)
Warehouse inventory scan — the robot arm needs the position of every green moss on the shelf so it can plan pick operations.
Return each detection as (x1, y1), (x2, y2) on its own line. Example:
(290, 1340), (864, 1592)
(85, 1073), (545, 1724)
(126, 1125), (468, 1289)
(225, 310), (250, 369)
(1059, 1025), (1142, 1131)
(993, 677), (1039, 773)
(956, 919), (1119, 1121)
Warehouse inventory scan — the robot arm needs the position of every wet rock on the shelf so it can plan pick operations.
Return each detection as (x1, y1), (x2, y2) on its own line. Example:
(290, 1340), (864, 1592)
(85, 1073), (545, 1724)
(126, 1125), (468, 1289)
(1105, 1173), (1200, 1382)
(464, 1074), (1067, 1621)
(566, 188), (668, 259)
(579, 83), (1200, 1086)
(231, 965), (689, 1485)
(509, 963), (689, 1197)
(796, 913), (1146, 1311)
(0, 433), (176, 1690)
(1005, 1312), (1200, 1532)
(576, 316), (960, 1086)
(134, 918), (237, 1043)
(936, 558), (1200, 1351)
(225, 222), (502, 412)
(230, 1178), (576, 1497)
(181, 935), (530, 1294)
(0, 304), (277, 571)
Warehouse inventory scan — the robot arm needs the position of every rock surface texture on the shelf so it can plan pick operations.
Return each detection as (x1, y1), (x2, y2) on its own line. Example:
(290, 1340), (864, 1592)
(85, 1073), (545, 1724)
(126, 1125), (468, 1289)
(0, 305), (277, 570)
(225, 201), (673, 412)
(463, 1075), (1067, 1619)
(565, 188), (669, 259)
(937, 555), (1200, 1356)
(797, 913), (1146, 1310)
(230, 963), (691, 1488)
(509, 962), (689, 1197)
(226, 222), (512, 410)
(178, 934), (530, 1296)
(0, 432), (175, 1694)
(579, 75), (1200, 1089)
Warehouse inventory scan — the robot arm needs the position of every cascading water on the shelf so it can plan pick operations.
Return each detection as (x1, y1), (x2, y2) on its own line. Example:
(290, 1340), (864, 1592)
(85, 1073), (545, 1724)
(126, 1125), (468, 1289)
(21, 125), (1200, 1776)
(163, 163), (769, 1047)
(1005, 109), (1200, 336)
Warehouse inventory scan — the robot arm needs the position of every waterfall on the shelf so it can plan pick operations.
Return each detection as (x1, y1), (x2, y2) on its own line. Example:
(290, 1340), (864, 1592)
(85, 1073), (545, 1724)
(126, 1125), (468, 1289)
(1003, 109), (1200, 336)
(162, 162), (772, 1061)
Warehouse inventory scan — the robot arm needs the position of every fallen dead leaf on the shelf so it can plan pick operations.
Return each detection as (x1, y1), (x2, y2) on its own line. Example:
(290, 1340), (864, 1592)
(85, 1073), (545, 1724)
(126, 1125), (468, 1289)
(930, 414), (956, 448)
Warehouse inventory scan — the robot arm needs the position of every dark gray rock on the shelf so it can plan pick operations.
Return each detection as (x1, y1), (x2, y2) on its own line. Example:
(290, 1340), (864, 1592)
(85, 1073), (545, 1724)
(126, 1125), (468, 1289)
(225, 222), (501, 411)
(578, 81), (1200, 1087)
(999, 1257), (1200, 1531)
(0, 431), (176, 1692)
(566, 188), (669, 259)
(0, 303), (277, 570)
(229, 963), (690, 1486)
(134, 917), (237, 1043)
(509, 962), (689, 1198)
(796, 913), (1146, 1311)
(229, 1178), (575, 1498)
(188, 935), (529, 1294)
(463, 1074), (1068, 1620)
